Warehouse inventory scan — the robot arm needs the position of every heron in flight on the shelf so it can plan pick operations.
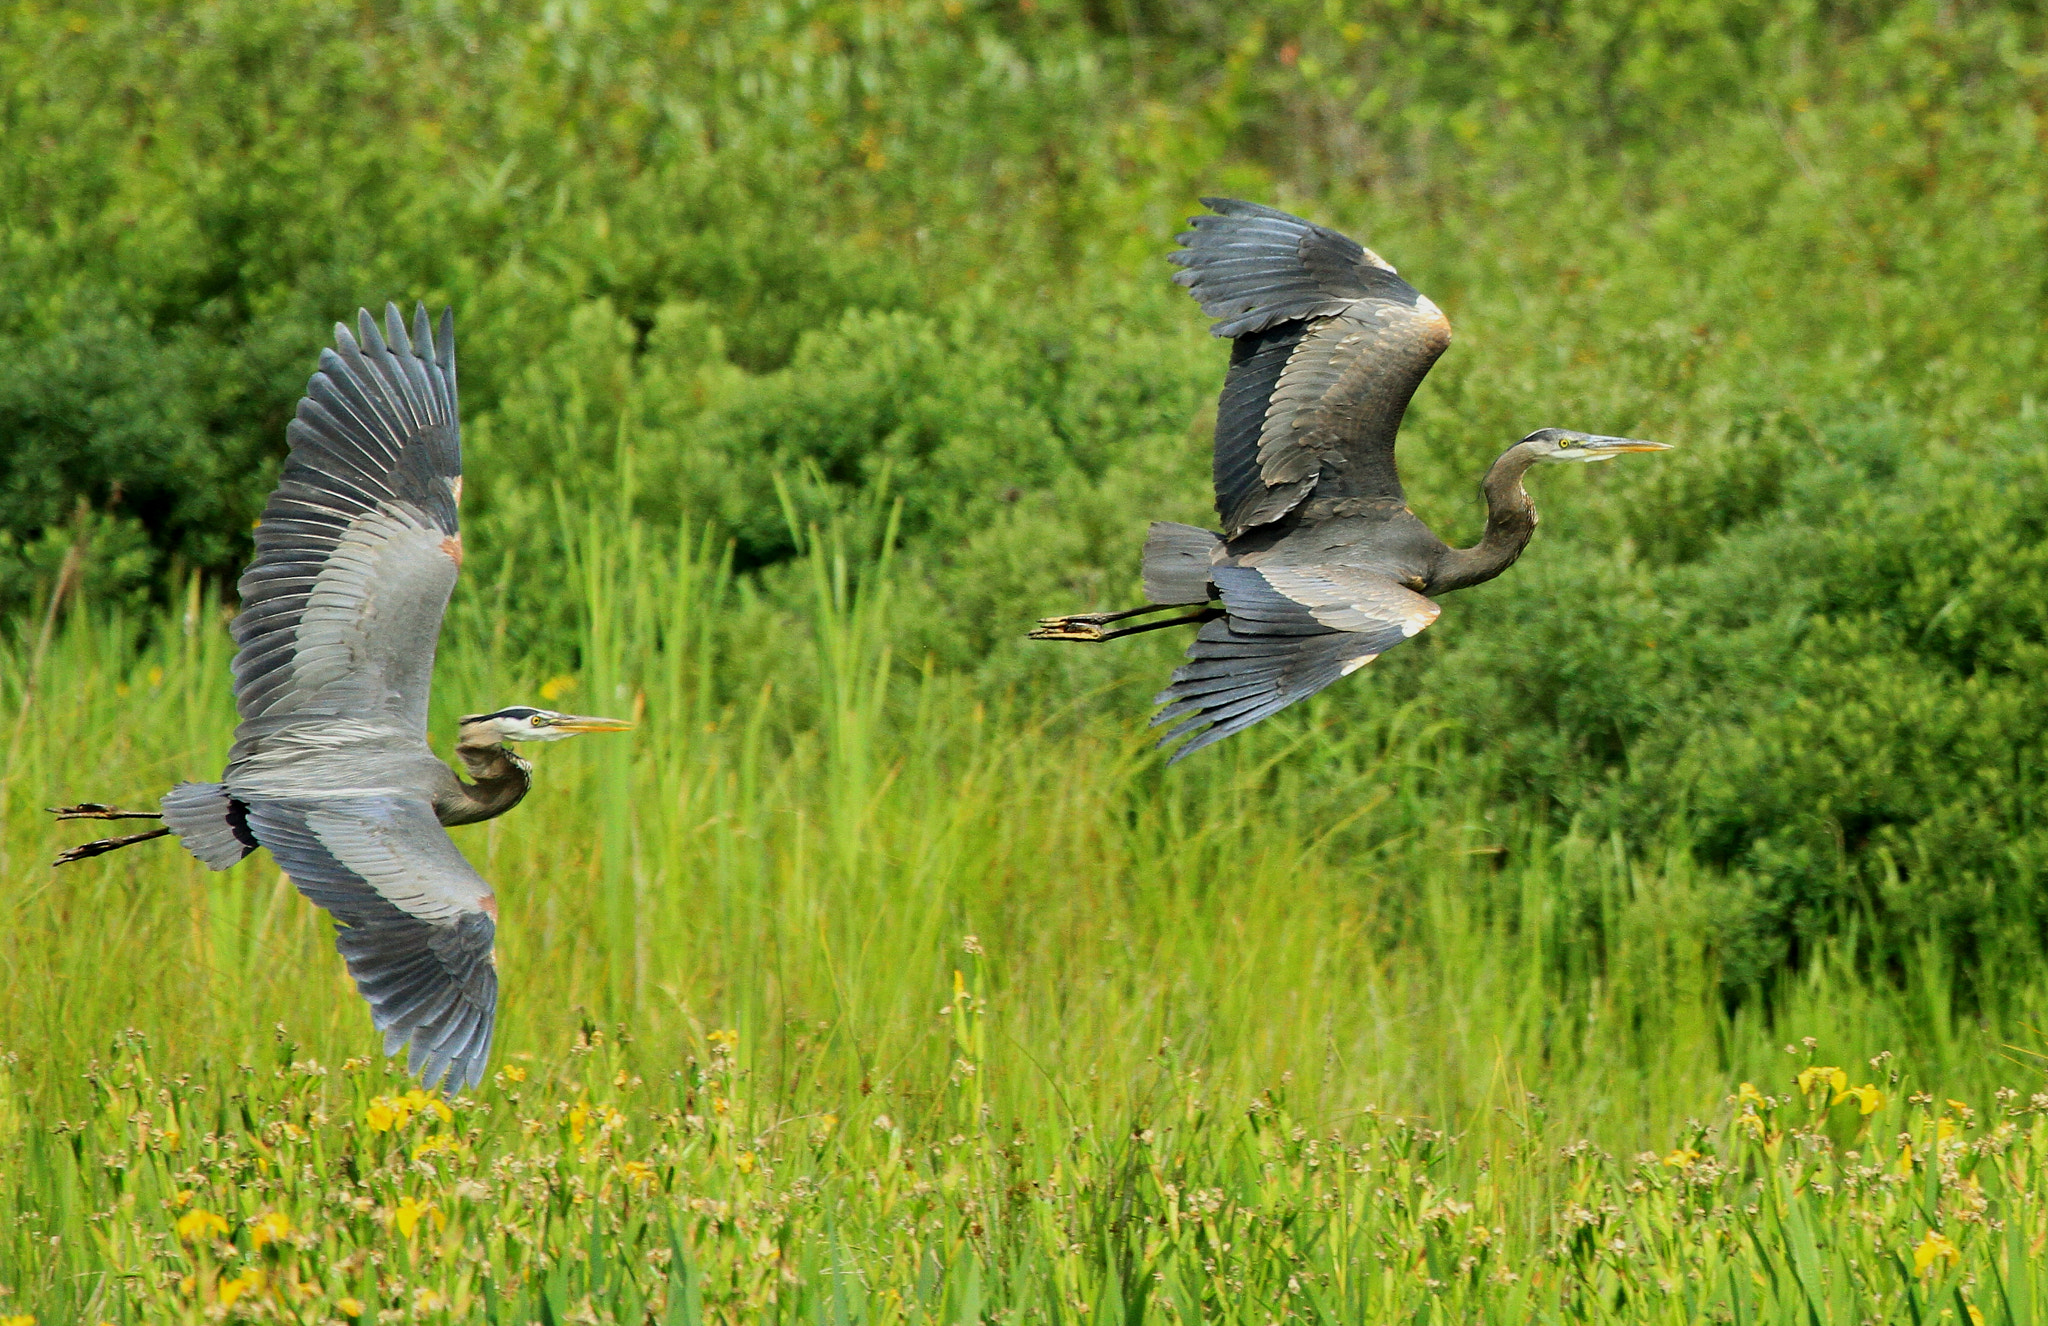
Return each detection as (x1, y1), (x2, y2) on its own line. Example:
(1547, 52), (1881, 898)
(1033, 199), (1670, 759)
(52, 305), (631, 1090)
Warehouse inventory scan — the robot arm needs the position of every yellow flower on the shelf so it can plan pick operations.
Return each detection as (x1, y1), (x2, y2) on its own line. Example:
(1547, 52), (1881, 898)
(414, 1288), (448, 1311)
(250, 1210), (292, 1248)
(368, 1089), (452, 1132)
(1898, 1140), (1915, 1172)
(1736, 1082), (1766, 1107)
(538, 674), (577, 702)
(1969, 1306), (1986, 1326)
(500, 1064), (528, 1084)
(1734, 1111), (1765, 1139)
(392, 1194), (441, 1239)
(178, 1276), (196, 1296)
(1, 1315), (35, 1326)
(1938, 1117), (1958, 1141)
(1834, 1084), (1884, 1115)
(412, 1134), (466, 1161)
(1662, 1148), (1701, 1168)
(170, 1189), (194, 1209)
(569, 1101), (592, 1144)
(218, 1270), (261, 1305)
(159, 1124), (181, 1151)
(621, 1159), (658, 1191)
(1796, 1066), (1847, 1097)
(175, 1208), (229, 1242)
(735, 1150), (757, 1174)
(337, 1298), (365, 1318)
(404, 1088), (454, 1123)
(708, 1028), (740, 1052)
(1913, 1230), (1960, 1275)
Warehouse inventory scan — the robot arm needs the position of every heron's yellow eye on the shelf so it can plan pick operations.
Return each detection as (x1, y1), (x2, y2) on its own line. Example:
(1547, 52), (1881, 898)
(529, 715), (547, 727)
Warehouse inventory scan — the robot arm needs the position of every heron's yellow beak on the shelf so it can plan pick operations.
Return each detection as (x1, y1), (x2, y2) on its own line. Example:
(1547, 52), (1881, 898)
(547, 715), (635, 733)
(1581, 436), (1673, 454)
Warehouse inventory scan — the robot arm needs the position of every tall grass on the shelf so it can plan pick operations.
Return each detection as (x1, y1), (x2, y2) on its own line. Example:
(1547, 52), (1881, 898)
(2, 504), (2042, 1317)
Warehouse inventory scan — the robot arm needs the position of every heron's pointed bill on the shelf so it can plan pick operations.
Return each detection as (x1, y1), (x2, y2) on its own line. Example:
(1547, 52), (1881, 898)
(545, 714), (635, 733)
(1580, 436), (1672, 457)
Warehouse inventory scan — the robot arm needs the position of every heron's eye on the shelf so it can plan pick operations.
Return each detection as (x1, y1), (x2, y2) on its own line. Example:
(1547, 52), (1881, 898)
(529, 715), (547, 727)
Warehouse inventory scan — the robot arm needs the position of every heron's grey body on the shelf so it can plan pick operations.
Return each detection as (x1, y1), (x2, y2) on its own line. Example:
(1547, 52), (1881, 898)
(56, 305), (629, 1091)
(1034, 199), (1668, 758)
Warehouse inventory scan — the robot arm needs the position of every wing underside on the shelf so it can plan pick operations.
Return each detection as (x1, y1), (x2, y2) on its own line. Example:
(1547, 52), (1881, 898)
(1152, 564), (1439, 759)
(244, 795), (498, 1091)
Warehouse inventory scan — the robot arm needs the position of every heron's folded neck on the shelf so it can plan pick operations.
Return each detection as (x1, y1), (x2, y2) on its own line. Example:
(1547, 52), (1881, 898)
(1430, 441), (1540, 594)
(438, 739), (533, 826)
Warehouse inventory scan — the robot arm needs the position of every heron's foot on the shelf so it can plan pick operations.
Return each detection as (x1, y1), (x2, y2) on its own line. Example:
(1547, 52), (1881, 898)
(52, 826), (171, 866)
(1029, 615), (1111, 642)
(49, 803), (161, 821)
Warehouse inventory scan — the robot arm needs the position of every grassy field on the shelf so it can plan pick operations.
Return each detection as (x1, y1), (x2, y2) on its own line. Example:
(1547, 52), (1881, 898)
(4, 519), (2046, 1321)
(7, 0), (2048, 1318)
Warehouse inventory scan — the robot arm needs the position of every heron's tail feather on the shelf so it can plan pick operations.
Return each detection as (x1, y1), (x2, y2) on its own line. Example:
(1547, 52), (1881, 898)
(160, 782), (260, 870)
(1141, 522), (1223, 605)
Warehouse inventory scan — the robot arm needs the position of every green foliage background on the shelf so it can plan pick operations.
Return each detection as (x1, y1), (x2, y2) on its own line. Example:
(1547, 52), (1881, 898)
(15, 0), (2038, 993)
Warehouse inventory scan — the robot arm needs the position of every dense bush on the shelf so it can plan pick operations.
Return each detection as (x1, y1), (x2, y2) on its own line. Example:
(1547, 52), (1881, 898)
(6, 0), (2048, 999)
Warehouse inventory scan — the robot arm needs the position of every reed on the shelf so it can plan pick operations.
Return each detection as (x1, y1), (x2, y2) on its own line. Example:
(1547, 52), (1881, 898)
(1, 507), (2040, 1319)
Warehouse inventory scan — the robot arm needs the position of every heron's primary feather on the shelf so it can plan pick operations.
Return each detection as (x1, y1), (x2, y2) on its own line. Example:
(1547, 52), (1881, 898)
(1171, 197), (1405, 337)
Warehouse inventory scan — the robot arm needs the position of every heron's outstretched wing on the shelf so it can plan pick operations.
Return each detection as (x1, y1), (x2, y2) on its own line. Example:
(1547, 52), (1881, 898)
(1152, 564), (1439, 761)
(243, 796), (496, 1091)
(1173, 199), (1451, 538)
(231, 305), (461, 741)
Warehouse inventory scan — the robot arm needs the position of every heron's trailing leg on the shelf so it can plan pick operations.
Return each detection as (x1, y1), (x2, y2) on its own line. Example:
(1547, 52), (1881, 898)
(50, 803), (162, 821)
(52, 826), (171, 866)
(1031, 605), (1220, 642)
(48, 804), (170, 866)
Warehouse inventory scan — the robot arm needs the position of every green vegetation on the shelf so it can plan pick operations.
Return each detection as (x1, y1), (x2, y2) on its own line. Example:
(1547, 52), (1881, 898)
(5, 0), (2048, 1317)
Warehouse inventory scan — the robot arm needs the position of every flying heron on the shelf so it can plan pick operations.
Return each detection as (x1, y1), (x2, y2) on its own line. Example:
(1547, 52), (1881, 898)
(1032, 198), (1671, 759)
(52, 304), (631, 1091)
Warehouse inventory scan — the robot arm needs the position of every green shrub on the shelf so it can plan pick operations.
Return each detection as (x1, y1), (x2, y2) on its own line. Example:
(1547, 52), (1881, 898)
(8, 0), (2048, 1000)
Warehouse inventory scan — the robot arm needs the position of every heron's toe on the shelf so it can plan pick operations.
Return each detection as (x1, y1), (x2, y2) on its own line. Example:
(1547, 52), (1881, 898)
(1029, 618), (1108, 642)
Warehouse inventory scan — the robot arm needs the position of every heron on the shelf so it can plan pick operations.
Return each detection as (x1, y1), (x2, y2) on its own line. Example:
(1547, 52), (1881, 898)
(1032, 198), (1671, 759)
(51, 304), (631, 1091)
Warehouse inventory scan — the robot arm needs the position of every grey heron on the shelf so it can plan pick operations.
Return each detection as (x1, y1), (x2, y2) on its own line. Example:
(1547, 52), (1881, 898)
(1032, 198), (1671, 759)
(52, 305), (631, 1091)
